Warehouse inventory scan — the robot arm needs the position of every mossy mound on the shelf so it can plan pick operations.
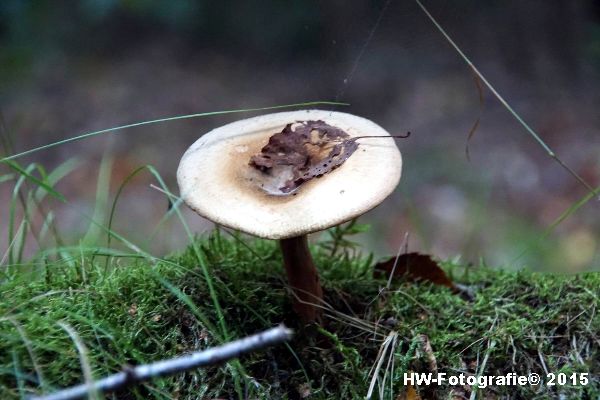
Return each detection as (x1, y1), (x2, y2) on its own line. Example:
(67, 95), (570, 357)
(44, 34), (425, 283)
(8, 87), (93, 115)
(1, 232), (598, 399)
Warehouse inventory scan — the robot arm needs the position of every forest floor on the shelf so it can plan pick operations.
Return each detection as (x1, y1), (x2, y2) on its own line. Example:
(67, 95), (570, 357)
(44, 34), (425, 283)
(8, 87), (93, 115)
(1, 232), (598, 399)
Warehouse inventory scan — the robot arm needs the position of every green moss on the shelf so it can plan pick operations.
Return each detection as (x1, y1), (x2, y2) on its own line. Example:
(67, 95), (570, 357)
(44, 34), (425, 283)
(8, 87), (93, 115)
(0, 233), (598, 399)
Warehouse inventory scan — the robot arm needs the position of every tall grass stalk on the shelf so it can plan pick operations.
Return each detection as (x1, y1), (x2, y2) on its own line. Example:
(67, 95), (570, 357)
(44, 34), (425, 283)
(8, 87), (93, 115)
(415, 0), (598, 198)
(0, 101), (347, 162)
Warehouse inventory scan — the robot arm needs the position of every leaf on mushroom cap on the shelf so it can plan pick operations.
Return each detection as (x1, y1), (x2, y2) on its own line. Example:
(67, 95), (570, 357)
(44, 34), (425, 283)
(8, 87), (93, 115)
(249, 120), (360, 193)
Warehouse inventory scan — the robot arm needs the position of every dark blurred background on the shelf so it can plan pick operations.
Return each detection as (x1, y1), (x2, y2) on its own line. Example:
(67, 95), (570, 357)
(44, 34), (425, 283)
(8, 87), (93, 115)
(1, 0), (599, 270)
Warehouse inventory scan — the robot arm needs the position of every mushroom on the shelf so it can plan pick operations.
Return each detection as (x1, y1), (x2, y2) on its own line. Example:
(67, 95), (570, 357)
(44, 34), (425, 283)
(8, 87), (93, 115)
(177, 110), (402, 324)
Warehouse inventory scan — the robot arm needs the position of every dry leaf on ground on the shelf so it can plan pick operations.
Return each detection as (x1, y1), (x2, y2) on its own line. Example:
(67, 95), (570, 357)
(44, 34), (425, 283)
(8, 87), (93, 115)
(374, 252), (455, 289)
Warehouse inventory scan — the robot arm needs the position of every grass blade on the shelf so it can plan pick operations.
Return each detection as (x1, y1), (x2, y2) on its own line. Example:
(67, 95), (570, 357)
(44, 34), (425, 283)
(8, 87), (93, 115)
(106, 165), (148, 251)
(3, 160), (66, 202)
(8, 164), (34, 265)
(56, 322), (98, 400)
(414, 0), (598, 196)
(142, 167), (230, 339)
(511, 184), (600, 264)
(5, 317), (48, 392)
(1, 101), (348, 162)
(82, 155), (113, 246)
(0, 173), (15, 183)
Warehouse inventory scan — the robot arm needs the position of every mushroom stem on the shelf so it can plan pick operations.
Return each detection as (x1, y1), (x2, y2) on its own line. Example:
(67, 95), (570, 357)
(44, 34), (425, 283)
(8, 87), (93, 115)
(279, 235), (324, 324)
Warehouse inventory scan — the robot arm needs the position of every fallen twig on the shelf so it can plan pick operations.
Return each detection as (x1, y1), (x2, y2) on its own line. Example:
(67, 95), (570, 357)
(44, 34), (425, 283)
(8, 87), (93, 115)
(30, 325), (293, 400)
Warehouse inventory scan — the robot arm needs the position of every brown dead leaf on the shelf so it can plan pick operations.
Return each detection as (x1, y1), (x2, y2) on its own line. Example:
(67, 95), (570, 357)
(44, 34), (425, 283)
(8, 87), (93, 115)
(397, 384), (421, 400)
(249, 121), (411, 194)
(249, 120), (360, 194)
(374, 252), (455, 289)
(249, 122), (310, 173)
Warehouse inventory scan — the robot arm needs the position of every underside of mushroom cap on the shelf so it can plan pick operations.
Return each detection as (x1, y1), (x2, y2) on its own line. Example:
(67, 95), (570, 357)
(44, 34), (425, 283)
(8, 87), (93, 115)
(177, 109), (402, 239)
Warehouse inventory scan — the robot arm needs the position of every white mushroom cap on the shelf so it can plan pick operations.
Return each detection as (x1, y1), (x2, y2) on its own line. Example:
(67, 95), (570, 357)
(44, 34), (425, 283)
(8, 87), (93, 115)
(177, 109), (402, 239)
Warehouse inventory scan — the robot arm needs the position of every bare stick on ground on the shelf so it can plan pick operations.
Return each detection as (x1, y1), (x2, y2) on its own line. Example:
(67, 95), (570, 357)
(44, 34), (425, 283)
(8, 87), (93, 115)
(30, 325), (293, 400)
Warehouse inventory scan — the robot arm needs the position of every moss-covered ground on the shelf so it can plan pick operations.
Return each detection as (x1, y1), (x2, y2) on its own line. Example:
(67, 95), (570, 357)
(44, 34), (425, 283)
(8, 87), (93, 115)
(1, 231), (598, 399)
